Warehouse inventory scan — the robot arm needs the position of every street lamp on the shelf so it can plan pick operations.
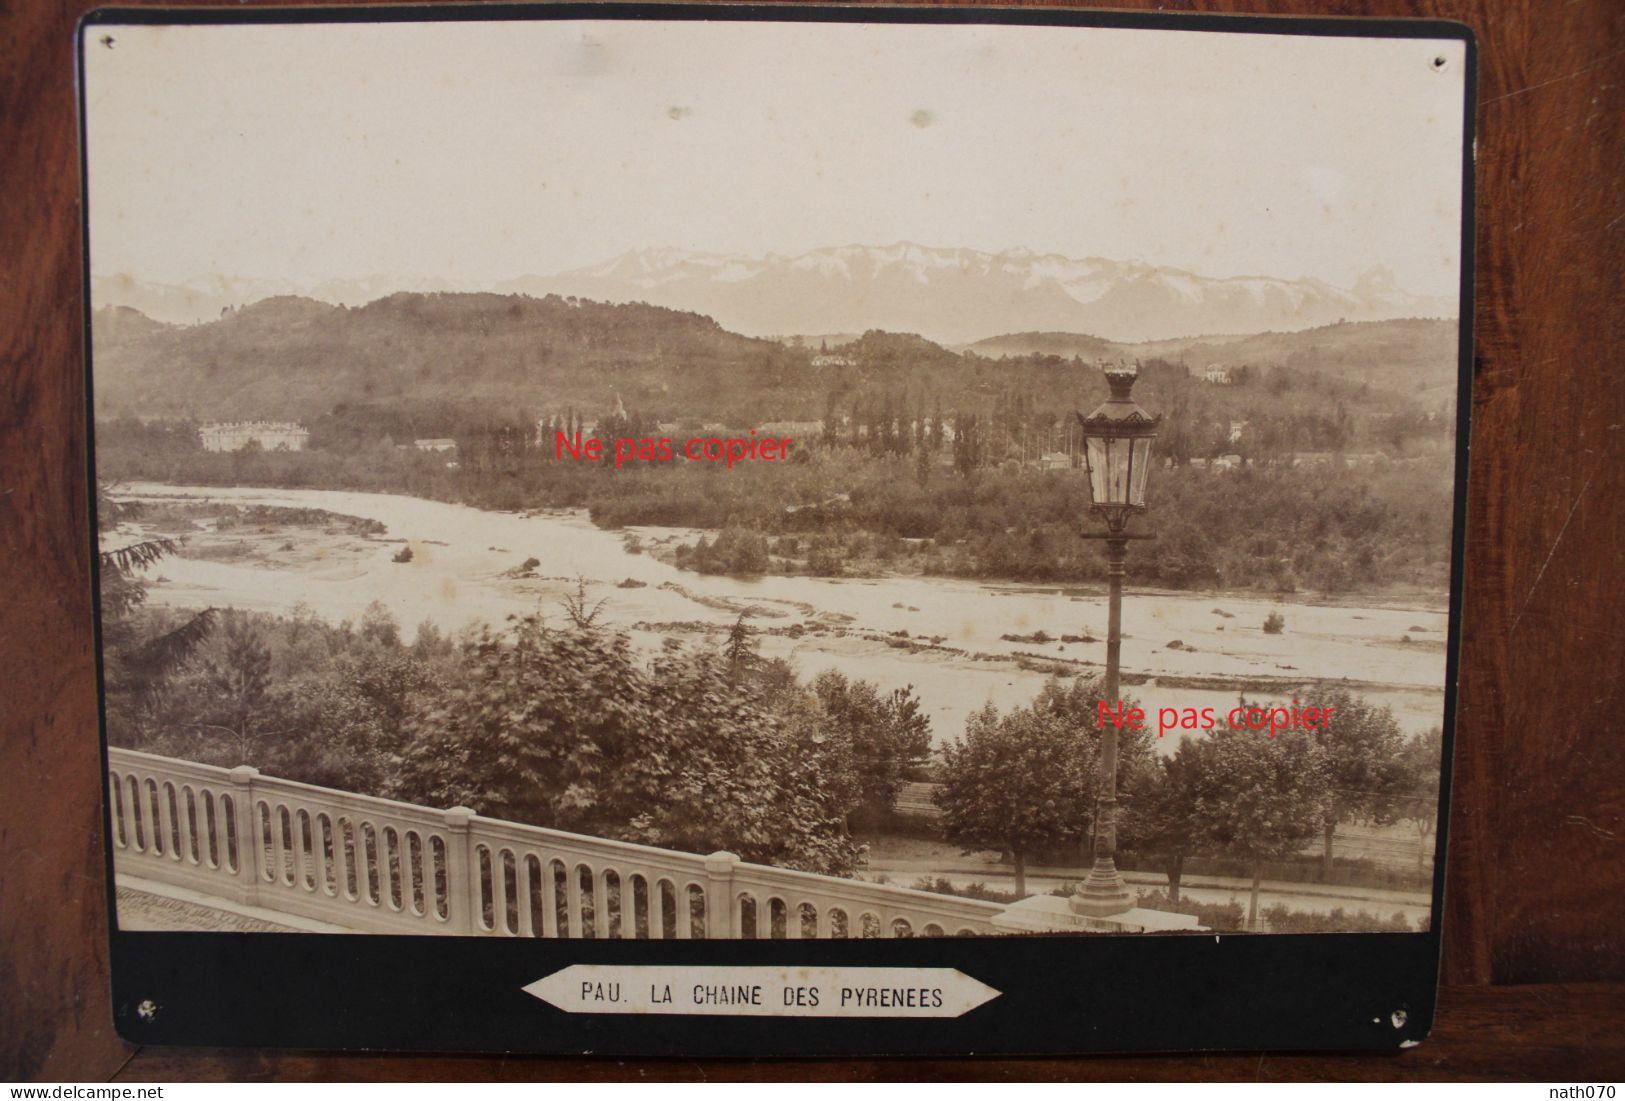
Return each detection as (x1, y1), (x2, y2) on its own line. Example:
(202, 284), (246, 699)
(1073, 358), (1160, 917)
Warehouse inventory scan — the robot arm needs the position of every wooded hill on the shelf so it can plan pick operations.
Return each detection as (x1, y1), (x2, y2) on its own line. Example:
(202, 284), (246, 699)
(91, 293), (1458, 438)
(967, 318), (1461, 398)
(90, 292), (809, 427)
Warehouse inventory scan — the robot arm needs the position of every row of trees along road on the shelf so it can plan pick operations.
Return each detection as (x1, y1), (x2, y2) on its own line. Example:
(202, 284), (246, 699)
(935, 681), (1440, 928)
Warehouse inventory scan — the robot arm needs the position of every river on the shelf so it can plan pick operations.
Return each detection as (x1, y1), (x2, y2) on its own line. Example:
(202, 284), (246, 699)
(113, 483), (1450, 749)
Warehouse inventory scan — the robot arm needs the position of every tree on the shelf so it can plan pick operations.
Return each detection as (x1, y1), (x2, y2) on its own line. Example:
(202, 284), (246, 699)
(97, 488), (217, 745)
(724, 613), (754, 676)
(933, 676), (1159, 897)
(358, 601), (401, 647)
(953, 412), (984, 478)
(1129, 737), (1213, 903)
(141, 612), (284, 765)
(812, 671), (932, 828)
(390, 617), (862, 875)
(1394, 726), (1444, 871)
(687, 528), (770, 576)
(279, 647), (445, 792)
(196, 614), (279, 761)
(1194, 726), (1330, 929)
(1315, 689), (1410, 877)
(935, 700), (1093, 897)
(559, 575), (608, 629)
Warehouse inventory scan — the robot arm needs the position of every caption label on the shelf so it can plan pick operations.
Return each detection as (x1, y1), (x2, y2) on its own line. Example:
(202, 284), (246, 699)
(523, 964), (1001, 1018)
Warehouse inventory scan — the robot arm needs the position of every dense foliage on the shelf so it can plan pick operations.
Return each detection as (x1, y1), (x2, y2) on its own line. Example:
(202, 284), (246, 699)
(386, 615), (863, 874)
(1128, 709), (1435, 926)
(102, 597), (948, 877)
(934, 678), (1156, 896)
(933, 675), (1438, 926)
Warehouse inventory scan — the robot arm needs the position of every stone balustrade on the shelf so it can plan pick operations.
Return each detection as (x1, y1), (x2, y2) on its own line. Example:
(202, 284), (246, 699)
(107, 747), (1005, 938)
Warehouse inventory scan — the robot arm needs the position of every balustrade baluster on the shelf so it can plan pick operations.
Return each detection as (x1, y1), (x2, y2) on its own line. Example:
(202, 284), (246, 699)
(115, 772), (137, 852)
(565, 864), (583, 937)
(150, 781), (171, 858)
(271, 804), (292, 887)
(540, 861), (559, 938)
(517, 856), (535, 937)
(297, 811), (315, 891)
(676, 885), (694, 939)
(594, 868), (612, 938)
(491, 848), (510, 934)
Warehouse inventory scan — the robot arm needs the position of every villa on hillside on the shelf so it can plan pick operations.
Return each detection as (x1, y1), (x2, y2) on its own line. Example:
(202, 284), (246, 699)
(1203, 364), (1234, 384)
(198, 421), (310, 452)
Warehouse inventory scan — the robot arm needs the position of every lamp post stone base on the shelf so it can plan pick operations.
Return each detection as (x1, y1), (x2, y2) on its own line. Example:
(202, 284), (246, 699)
(993, 895), (1204, 934)
(1070, 858), (1136, 917)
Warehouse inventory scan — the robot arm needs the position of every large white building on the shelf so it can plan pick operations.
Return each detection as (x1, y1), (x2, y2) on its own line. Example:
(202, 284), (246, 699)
(199, 421), (310, 452)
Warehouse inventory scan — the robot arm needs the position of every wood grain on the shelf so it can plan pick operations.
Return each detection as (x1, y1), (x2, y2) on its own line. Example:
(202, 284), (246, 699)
(3, 0), (1622, 1080)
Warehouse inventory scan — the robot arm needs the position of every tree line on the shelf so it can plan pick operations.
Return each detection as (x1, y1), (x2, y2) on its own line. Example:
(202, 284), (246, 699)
(935, 681), (1441, 928)
(98, 410), (1455, 595)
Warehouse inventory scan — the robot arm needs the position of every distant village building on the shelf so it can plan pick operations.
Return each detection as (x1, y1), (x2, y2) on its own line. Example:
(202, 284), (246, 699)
(811, 354), (855, 369)
(199, 421), (309, 452)
(413, 438), (457, 453)
(1289, 450), (1386, 468)
(1203, 364), (1234, 385)
(756, 420), (823, 440)
(538, 418), (599, 442)
(1189, 454), (1245, 471)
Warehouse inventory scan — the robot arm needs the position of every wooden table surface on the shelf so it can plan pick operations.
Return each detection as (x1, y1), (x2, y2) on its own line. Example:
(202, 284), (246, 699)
(3, 0), (1622, 1081)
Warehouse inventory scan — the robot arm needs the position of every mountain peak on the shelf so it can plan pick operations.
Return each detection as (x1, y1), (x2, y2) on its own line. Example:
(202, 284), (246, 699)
(1354, 265), (1399, 295)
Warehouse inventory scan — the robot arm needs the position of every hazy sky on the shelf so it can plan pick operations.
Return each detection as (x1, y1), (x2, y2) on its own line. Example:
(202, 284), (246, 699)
(83, 18), (1467, 295)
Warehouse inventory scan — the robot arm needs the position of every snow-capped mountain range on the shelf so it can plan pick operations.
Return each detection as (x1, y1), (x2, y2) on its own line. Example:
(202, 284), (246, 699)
(93, 243), (1453, 344)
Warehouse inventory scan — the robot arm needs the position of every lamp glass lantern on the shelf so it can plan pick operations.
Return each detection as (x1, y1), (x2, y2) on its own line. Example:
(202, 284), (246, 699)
(1077, 360), (1160, 529)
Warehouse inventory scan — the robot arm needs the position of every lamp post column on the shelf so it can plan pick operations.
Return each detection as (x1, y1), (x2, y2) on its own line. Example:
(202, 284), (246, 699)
(1072, 533), (1134, 917)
